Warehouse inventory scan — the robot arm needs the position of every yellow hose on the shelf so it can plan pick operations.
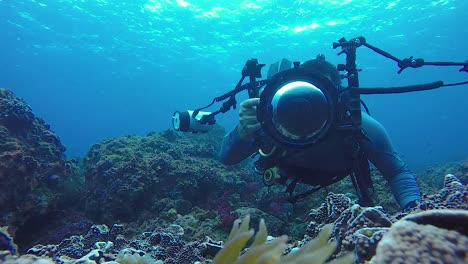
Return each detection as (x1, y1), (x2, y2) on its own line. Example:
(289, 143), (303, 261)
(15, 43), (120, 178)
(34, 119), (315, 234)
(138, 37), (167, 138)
(259, 146), (276, 157)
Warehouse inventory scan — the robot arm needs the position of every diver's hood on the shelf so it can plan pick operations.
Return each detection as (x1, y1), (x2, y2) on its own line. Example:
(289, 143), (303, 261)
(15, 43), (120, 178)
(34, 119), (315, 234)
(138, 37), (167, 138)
(258, 59), (339, 149)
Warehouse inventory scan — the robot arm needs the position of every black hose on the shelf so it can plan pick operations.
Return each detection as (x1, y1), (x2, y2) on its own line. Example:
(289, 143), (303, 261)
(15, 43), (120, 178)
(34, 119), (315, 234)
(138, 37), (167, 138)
(353, 81), (444, 94)
(442, 80), (468, 87)
(360, 100), (370, 115)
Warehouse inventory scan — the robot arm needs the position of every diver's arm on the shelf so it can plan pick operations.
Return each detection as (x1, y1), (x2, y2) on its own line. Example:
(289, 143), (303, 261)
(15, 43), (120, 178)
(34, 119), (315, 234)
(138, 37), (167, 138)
(219, 98), (261, 165)
(361, 113), (421, 209)
(218, 125), (257, 165)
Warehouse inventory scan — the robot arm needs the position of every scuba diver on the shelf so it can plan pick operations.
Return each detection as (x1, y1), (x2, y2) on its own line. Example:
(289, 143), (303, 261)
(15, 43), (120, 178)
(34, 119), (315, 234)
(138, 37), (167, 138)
(173, 36), (467, 211)
(218, 55), (421, 210)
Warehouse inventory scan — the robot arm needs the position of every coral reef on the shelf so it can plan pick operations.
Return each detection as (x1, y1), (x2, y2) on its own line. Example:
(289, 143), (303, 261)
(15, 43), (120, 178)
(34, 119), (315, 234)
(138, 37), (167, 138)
(82, 126), (242, 225)
(416, 159), (468, 191)
(0, 174), (464, 264)
(26, 222), (208, 263)
(393, 173), (468, 221)
(301, 174), (468, 263)
(0, 88), (67, 239)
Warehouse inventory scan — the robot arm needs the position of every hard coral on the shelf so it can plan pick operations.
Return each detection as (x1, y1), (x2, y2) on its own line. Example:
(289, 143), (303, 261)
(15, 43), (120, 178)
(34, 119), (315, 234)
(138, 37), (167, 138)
(395, 173), (468, 220)
(352, 227), (389, 262)
(309, 192), (352, 226)
(0, 250), (55, 264)
(306, 193), (353, 240)
(332, 204), (392, 258)
(116, 248), (159, 264)
(213, 215), (352, 264)
(374, 210), (468, 264)
(27, 223), (207, 263)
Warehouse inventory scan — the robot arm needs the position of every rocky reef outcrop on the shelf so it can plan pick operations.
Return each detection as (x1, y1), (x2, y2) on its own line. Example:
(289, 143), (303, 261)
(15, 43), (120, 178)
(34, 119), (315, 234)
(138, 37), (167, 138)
(0, 88), (67, 233)
(82, 127), (244, 226)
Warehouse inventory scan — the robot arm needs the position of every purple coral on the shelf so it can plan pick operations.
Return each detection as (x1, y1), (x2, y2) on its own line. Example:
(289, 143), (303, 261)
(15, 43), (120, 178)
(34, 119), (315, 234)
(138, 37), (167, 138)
(332, 205), (392, 256)
(307, 192), (353, 239)
(217, 203), (239, 228)
(309, 192), (352, 224)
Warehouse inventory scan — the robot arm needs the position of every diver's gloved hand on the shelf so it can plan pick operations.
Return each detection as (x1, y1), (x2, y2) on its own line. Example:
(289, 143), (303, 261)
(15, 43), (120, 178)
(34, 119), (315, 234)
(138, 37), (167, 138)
(237, 98), (261, 139)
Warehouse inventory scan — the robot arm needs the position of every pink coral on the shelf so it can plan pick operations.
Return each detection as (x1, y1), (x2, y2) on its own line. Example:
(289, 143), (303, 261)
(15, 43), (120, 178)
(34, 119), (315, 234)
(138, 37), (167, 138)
(218, 204), (239, 228)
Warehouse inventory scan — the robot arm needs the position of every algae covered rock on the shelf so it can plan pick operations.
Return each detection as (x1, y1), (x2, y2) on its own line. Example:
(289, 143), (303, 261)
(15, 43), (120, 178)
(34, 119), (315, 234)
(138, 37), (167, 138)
(83, 126), (239, 223)
(0, 88), (67, 230)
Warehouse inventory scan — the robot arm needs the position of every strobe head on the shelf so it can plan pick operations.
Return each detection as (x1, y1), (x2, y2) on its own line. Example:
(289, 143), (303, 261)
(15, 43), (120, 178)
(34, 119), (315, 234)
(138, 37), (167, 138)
(172, 110), (214, 133)
(257, 67), (338, 148)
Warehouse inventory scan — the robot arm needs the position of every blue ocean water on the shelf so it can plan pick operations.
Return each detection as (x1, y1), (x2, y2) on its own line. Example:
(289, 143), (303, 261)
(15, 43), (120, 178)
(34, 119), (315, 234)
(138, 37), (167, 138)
(1, 0), (467, 171)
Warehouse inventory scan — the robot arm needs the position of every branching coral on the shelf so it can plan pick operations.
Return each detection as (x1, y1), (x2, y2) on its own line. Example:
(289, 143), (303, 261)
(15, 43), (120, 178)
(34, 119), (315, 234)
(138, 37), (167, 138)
(212, 215), (352, 264)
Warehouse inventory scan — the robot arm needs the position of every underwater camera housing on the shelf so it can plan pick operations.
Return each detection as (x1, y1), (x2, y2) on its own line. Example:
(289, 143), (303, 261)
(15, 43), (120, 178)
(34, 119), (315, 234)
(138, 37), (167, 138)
(257, 62), (339, 148)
